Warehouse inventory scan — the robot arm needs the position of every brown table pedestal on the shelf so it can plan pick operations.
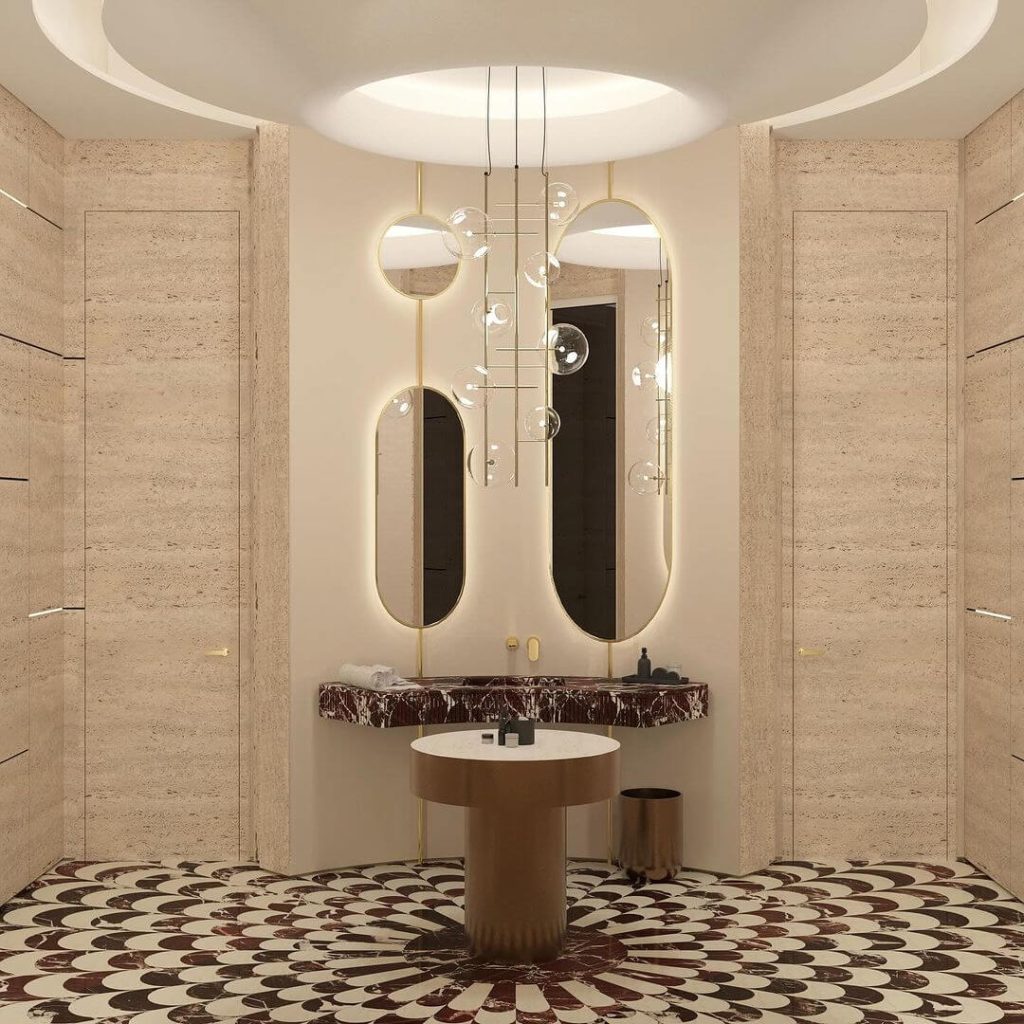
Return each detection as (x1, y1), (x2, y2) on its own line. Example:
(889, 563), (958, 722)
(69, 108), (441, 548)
(411, 728), (620, 963)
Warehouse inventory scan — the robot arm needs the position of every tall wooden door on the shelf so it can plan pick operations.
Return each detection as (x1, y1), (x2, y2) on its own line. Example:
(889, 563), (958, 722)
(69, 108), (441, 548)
(84, 211), (241, 859)
(791, 210), (950, 859)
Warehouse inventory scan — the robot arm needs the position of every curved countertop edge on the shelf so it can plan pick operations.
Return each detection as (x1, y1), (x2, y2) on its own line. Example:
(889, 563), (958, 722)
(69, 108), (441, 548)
(318, 678), (709, 729)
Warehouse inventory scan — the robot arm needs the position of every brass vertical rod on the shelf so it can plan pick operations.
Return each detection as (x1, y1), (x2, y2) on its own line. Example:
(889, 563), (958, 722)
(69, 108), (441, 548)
(607, 644), (615, 864)
(416, 724), (425, 862)
(513, 66), (520, 487)
(606, 722), (614, 865)
(542, 67), (551, 488)
(416, 300), (424, 388)
(416, 162), (423, 216)
(483, 68), (492, 488)
(607, 161), (614, 200)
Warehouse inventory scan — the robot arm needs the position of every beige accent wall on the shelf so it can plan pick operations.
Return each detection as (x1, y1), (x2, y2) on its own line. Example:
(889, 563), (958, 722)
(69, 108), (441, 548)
(0, 84), (64, 903)
(776, 139), (959, 861)
(64, 139), (254, 861)
(288, 127), (743, 874)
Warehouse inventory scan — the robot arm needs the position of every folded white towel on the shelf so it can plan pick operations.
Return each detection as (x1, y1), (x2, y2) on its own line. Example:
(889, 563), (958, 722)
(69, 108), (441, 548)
(338, 663), (415, 690)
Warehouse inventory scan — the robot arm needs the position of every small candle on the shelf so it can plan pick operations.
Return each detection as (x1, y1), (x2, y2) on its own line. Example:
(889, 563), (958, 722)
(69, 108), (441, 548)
(505, 733), (520, 748)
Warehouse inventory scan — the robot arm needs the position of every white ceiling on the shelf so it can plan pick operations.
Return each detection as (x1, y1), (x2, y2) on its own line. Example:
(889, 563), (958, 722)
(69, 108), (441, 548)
(0, 0), (1021, 146)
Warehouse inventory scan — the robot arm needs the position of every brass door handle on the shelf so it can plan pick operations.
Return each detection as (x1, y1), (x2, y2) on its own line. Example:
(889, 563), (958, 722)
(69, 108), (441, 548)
(204, 647), (230, 657)
(797, 647), (825, 657)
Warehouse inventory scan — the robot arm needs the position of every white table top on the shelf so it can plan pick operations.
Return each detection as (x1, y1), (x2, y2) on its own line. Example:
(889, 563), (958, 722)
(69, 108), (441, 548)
(411, 728), (619, 763)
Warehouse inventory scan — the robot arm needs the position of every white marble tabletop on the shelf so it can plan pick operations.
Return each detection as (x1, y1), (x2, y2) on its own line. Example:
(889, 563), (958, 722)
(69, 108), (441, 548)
(411, 728), (620, 763)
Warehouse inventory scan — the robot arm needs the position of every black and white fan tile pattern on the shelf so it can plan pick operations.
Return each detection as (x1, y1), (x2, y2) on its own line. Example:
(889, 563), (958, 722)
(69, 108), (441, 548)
(0, 858), (1022, 1023)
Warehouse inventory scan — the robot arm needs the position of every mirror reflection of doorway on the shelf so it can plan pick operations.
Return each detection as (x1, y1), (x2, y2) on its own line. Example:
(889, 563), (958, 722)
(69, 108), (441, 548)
(552, 302), (617, 640)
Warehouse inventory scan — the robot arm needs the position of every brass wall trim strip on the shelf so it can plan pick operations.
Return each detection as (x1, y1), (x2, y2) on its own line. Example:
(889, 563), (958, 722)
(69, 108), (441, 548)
(967, 607), (1012, 621)
(28, 607), (63, 619)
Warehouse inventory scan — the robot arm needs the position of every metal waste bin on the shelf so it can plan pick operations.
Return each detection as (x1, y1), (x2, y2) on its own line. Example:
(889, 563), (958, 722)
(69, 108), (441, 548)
(617, 787), (682, 881)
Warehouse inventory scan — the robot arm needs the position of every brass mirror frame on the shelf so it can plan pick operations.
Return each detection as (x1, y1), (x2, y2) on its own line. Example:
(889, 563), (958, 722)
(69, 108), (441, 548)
(547, 197), (673, 643)
(377, 212), (460, 301)
(375, 384), (467, 630)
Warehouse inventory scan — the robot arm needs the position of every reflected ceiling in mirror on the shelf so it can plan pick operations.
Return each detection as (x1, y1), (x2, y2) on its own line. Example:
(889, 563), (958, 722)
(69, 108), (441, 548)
(379, 215), (459, 298)
(550, 200), (671, 641)
(376, 386), (466, 628)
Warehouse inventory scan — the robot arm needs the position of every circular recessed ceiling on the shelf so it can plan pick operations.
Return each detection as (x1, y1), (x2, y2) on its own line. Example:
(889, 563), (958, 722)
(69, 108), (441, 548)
(325, 66), (714, 167)
(92, 0), (930, 162)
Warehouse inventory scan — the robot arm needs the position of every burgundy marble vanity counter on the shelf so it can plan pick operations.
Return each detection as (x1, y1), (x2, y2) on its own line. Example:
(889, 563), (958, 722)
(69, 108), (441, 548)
(318, 676), (709, 728)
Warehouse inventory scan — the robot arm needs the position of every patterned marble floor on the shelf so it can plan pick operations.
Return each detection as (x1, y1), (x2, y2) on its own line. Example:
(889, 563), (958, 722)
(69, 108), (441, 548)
(0, 859), (1022, 1023)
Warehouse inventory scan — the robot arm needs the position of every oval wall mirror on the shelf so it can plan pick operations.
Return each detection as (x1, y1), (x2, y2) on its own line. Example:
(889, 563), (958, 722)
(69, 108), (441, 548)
(376, 386), (466, 627)
(379, 215), (459, 298)
(550, 199), (672, 641)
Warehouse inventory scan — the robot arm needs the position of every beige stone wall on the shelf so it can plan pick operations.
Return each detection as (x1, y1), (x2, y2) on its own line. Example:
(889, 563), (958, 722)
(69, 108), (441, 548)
(0, 84), (64, 903)
(962, 88), (1024, 897)
(63, 139), (253, 861)
(776, 139), (959, 861)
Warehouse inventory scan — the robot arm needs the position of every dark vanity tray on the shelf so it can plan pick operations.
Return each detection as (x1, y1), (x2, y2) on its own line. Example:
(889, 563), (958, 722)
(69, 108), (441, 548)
(318, 675), (709, 729)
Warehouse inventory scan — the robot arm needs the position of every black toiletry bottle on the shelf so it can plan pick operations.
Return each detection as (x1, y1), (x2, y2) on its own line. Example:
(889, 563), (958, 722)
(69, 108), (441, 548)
(637, 647), (652, 679)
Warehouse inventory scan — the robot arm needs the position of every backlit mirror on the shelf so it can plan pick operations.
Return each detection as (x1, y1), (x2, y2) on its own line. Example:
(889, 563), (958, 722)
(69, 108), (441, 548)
(551, 200), (671, 640)
(376, 387), (465, 626)
(379, 215), (459, 298)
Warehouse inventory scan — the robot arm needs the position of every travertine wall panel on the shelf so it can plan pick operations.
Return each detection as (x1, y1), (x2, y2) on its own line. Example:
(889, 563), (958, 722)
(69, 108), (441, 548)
(0, 482), (29, 764)
(0, 753), (30, 901)
(29, 612), (63, 874)
(965, 100), (1011, 224)
(0, 336), (29, 478)
(1013, 756), (1024, 897)
(777, 139), (958, 862)
(63, 360), (84, 608)
(964, 611), (1011, 885)
(965, 200), (1023, 355)
(84, 210), (241, 859)
(251, 125), (290, 872)
(30, 349), (62, 610)
(64, 139), (253, 863)
(0, 84), (63, 904)
(0, 87), (28, 203)
(791, 210), (949, 858)
(964, 346), (1011, 612)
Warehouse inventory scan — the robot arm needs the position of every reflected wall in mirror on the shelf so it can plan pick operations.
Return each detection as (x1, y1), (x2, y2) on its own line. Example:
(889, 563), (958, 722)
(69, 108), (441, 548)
(379, 215), (459, 298)
(376, 387), (466, 627)
(551, 200), (671, 641)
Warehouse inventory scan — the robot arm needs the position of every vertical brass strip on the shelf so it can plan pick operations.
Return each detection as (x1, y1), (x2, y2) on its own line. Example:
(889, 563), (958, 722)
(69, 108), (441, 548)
(416, 300), (424, 388)
(607, 641), (615, 864)
(607, 161), (615, 200)
(416, 724), (425, 863)
(415, 158), (425, 866)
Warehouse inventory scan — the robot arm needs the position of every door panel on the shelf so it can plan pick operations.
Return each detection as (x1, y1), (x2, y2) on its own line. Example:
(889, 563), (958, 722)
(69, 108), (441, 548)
(791, 211), (948, 859)
(84, 211), (240, 859)
(0, 480), (28, 764)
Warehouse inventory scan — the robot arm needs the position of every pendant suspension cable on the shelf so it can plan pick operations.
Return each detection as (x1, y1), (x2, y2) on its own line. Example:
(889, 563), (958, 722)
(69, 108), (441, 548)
(541, 67), (548, 176)
(485, 66), (493, 177)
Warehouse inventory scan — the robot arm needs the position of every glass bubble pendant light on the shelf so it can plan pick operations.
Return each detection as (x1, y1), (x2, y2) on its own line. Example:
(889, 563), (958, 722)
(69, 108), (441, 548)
(523, 405), (561, 441)
(468, 442), (515, 486)
(546, 323), (589, 375)
(471, 296), (514, 337)
(524, 250), (561, 288)
(442, 206), (492, 260)
(544, 181), (579, 226)
(451, 365), (490, 409)
(628, 460), (663, 496)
